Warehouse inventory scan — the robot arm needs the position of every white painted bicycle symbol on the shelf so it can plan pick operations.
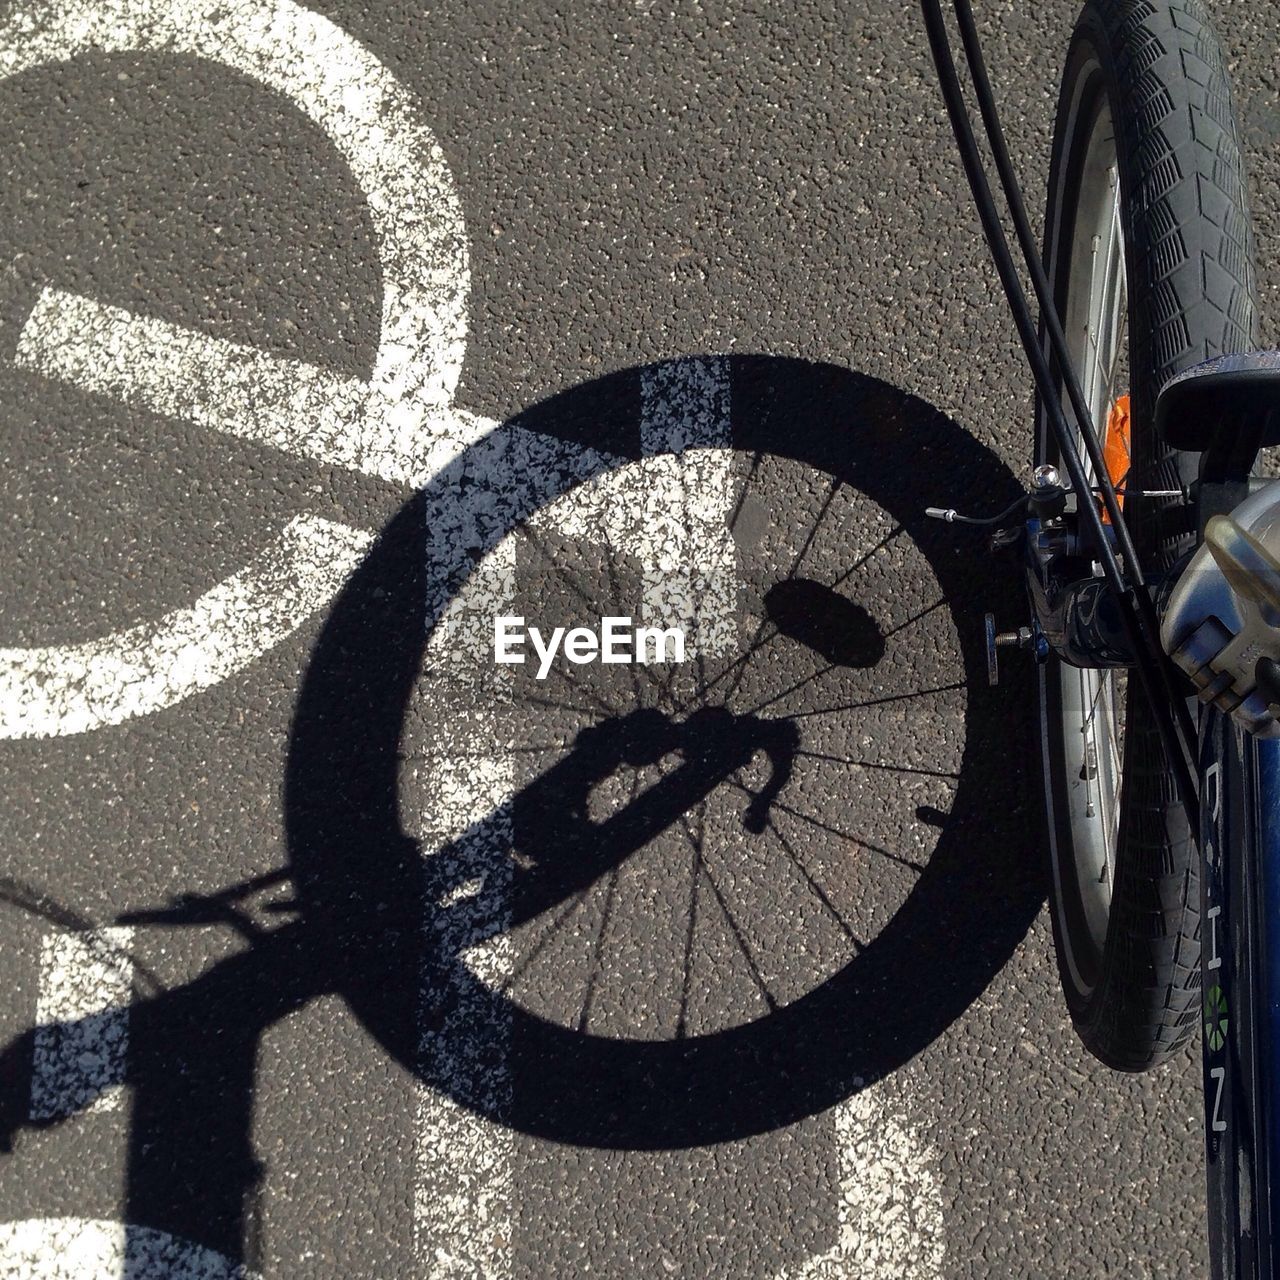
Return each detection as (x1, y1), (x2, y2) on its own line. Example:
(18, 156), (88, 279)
(0, 0), (487, 738)
(0, 1), (948, 1276)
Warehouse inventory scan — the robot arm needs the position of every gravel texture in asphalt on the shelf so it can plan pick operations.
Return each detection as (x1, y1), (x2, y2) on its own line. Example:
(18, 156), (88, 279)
(2, 0), (1279, 1276)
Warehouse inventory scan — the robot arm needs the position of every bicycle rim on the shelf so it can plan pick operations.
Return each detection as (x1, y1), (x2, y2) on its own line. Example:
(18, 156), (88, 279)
(1043, 78), (1130, 996)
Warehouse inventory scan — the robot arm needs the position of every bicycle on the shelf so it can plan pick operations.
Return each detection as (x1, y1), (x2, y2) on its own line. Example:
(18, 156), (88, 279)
(923, 0), (1278, 1273)
(299, 0), (1280, 1269)
(0, 0), (1267, 1274)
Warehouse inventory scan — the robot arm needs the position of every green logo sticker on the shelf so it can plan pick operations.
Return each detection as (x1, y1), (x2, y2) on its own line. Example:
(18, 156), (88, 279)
(1205, 984), (1229, 1052)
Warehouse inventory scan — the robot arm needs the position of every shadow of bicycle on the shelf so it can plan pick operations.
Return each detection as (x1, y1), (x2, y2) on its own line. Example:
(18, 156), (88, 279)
(290, 354), (1042, 1144)
(0, 356), (1042, 1266)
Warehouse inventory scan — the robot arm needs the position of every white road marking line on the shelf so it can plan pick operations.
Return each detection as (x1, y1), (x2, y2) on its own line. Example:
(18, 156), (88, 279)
(417, 436), (530, 1278)
(0, 0), (487, 738)
(414, 423), (606, 1280)
(416, 558), (516, 1278)
(413, 359), (737, 1278)
(415, 762), (514, 1280)
(0, 1218), (262, 1279)
(775, 1087), (945, 1280)
(0, 515), (371, 738)
(15, 288), (498, 488)
(638, 358), (737, 655)
(30, 929), (135, 1122)
(416, 416), (628, 1275)
(16, 289), (368, 475)
(0, 0), (472, 466)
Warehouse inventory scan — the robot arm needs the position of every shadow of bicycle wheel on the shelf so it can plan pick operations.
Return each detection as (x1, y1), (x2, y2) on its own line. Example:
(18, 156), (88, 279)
(284, 354), (1044, 1149)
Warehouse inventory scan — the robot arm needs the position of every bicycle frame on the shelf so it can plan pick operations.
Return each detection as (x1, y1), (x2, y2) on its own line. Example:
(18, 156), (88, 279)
(1202, 713), (1280, 1275)
(1019, 434), (1280, 1280)
(921, 2), (1280, 1277)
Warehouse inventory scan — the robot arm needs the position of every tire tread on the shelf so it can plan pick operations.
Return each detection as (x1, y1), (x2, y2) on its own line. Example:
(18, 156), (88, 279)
(1042, 0), (1257, 1070)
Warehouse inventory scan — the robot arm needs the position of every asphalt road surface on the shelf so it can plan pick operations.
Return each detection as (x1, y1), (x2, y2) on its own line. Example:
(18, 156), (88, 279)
(2, 0), (1280, 1276)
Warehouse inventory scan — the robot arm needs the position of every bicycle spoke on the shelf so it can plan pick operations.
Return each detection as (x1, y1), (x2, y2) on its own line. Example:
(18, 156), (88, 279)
(786, 474), (843, 582)
(752, 792), (926, 874)
(496, 889), (592, 998)
(604, 540), (643, 703)
(793, 749), (960, 782)
(515, 523), (666, 704)
(674, 803), (706, 1039)
(719, 471), (843, 708)
(696, 847), (780, 1014)
(765, 815), (864, 949)
(883, 597), (945, 638)
(725, 448), (766, 536)
(539, 651), (627, 719)
(741, 661), (838, 717)
(786, 681), (967, 720)
(830, 523), (905, 591)
(577, 866), (620, 1033)
(671, 625), (781, 711)
(515, 691), (602, 718)
(411, 742), (575, 760)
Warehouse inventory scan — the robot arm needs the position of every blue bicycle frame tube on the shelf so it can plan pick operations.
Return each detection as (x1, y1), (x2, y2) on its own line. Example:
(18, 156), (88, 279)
(1202, 714), (1280, 1276)
(1253, 736), (1280, 1272)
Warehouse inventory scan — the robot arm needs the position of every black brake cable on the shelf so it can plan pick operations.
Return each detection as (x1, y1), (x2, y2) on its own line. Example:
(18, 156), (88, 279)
(949, 0), (1201, 761)
(927, 485), (1187, 525)
(920, 0), (1201, 830)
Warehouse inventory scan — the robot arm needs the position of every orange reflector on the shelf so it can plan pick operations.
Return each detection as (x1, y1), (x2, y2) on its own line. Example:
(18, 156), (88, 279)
(1101, 394), (1131, 521)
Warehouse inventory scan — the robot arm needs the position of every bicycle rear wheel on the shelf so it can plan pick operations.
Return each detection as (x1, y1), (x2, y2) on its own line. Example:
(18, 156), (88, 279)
(1037, 0), (1257, 1070)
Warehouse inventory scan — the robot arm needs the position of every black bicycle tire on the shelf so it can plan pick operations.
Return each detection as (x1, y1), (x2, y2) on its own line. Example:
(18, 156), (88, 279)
(1038, 0), (1258, 1070)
